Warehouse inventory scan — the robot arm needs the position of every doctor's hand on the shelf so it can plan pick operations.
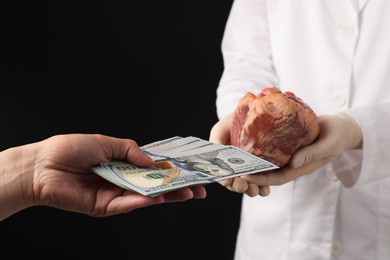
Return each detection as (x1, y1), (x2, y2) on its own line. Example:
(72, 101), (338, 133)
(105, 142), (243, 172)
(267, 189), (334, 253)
(209, 113), (271, 197)
(234, 112), (363, 196)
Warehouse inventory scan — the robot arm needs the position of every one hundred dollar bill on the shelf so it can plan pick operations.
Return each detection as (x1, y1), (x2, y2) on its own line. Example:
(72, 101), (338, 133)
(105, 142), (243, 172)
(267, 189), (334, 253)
(92, 137), (279, 197)
(140, 136), (183, 151)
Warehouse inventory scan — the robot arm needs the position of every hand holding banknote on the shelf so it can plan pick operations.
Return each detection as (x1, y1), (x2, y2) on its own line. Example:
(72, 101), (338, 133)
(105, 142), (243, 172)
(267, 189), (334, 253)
(0, 134), (206, 221)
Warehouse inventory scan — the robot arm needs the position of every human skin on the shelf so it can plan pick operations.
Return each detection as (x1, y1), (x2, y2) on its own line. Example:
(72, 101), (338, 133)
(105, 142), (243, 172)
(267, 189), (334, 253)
(0, 134), (206, 221)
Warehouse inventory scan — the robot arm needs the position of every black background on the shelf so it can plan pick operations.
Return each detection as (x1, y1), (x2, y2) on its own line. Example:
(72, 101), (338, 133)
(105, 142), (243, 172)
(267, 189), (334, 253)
(0, 1), (244, 259)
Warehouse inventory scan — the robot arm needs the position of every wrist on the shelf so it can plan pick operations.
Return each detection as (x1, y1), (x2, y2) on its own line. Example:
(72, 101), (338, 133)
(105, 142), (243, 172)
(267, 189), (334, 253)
(0, 143), (37, 221)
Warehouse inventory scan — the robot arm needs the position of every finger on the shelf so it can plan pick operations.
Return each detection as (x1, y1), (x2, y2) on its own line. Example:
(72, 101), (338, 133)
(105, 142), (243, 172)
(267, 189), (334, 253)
(189, 185), (207, 199)
(209, 122), (230, 144)
(99, 135), (154, 167)
(222, 178), (247, 194)
(288, 158), (330, 178)
(243, 184), (270, 197)
(124, 140), (155, 167)
(243, 158), (331, 186)
(226, 185), (237, 192)
(107, 192), (165, 215)
(209, 113), (234, 144)
(162, 188), (195, 203)
(244, 183), (259, 197)
(290, 116), (341, 169)
(218, 178), (234, 187)
(289, 142), (328, 169)
(231, 178), (249, 193)
(258, 185), (271, 197)
(241, 172), (274, 186)
(241, 169), (292, 186)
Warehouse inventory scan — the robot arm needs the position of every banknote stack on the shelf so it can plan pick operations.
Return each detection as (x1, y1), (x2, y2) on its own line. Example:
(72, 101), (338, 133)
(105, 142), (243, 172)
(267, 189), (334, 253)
(92, 136), (279, 197)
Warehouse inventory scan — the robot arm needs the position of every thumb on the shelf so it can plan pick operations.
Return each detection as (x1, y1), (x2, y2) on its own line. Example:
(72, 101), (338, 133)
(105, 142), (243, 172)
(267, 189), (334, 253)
(289, 142), (323, 169)
(209, 121), (230, 144)
(209, 113), (234, 144)
(122, 139), (154, 168)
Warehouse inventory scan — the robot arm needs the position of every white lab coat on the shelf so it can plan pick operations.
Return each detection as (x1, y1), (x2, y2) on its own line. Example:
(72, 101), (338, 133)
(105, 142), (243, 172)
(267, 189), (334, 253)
(216, 0), (390, 259)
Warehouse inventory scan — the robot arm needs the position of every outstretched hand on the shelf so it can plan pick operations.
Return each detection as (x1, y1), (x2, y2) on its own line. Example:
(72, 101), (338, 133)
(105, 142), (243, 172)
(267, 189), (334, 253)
(211, 113), (362, 197)
(0, 134), (206, 221)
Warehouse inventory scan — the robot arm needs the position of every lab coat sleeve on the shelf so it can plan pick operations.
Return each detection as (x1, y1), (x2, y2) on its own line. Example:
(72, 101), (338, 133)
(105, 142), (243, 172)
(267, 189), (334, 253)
(216, 0), (279, 119)
(343, 102), (390, 186)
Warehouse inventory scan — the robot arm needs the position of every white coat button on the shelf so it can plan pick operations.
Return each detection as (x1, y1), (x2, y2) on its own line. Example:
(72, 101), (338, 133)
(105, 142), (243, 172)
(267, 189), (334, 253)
(326, 171), (338, 181)
(338, 23), (356, 35)
(331, 242), (343, 255)
(331, 95), (347, 107)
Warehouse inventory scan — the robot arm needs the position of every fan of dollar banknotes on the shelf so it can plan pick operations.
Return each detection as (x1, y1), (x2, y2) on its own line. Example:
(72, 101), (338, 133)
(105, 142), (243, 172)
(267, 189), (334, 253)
(92, 136), (279, 197)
